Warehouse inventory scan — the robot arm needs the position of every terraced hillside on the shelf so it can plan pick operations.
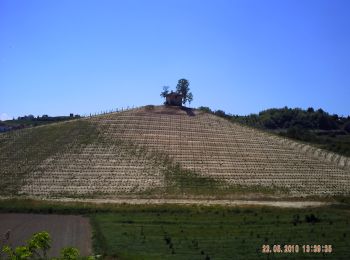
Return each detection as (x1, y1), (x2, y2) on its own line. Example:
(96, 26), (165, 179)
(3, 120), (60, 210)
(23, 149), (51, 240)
(0, 105), (349, 199)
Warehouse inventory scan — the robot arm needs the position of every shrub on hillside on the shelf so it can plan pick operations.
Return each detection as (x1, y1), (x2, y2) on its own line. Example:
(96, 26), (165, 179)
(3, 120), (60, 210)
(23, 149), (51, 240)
(344, 121), (350, 133)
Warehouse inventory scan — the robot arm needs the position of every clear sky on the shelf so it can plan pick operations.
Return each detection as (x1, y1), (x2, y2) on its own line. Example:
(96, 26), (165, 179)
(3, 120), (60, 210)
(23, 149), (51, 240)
(1, 0), (349, 120)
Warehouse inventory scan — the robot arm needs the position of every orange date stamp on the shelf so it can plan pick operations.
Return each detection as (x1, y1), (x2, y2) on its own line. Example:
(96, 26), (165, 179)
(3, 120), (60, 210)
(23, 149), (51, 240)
(262, 244), (332, 254)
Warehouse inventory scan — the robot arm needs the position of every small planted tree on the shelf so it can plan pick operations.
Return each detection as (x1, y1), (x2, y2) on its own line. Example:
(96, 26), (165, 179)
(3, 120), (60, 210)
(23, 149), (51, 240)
(60, 247), (80, 260)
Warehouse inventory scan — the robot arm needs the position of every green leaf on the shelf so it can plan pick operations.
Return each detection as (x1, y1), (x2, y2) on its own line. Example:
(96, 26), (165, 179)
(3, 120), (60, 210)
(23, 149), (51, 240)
(60, 247), (80, 260)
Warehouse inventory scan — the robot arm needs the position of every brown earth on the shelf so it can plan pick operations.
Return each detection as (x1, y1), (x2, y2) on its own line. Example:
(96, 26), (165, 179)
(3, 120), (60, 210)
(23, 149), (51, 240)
(17, 106), (350, 197)
(1, 105), (349, 199)
(0, 213), (92, 257)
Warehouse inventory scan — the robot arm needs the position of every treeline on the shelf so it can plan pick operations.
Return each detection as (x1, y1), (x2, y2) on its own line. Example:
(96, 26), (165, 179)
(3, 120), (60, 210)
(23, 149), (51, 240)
(198, 106), (350, 157)
(233, 107), (350, 132)
(0, 114), (80, 133)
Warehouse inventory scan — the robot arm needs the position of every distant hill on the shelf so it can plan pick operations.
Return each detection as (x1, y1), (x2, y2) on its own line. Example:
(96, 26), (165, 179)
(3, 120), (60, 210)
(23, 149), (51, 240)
(0, 105), (349, 200)
(0, 114), (81, 133)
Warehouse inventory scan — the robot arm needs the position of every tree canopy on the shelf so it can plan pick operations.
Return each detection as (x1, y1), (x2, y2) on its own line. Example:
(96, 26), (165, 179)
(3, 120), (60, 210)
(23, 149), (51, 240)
(160, 86), (169, 98)
(176, 79), (193, 105)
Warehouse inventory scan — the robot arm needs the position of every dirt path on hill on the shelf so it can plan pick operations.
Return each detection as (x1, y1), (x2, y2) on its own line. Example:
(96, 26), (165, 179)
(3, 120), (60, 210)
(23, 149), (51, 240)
(0, 196), (334, 208)
(46, 198), (331, 208)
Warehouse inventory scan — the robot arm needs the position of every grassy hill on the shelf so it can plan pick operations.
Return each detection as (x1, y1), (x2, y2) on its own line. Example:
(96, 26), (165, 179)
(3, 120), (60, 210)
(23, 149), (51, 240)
(1, 105), (349, 199)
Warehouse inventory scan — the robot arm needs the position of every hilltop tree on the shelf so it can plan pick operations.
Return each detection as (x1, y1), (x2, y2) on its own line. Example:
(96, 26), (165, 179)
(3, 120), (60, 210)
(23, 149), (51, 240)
(176, 78), (193, 105)
(160, 86), (170, 98)
(187, 92), (193, 106)
(160, 79), (194, 106)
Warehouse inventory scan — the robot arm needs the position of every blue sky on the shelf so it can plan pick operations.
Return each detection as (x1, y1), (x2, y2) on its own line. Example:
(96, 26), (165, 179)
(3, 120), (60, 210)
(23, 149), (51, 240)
(1, 0), (349, 120)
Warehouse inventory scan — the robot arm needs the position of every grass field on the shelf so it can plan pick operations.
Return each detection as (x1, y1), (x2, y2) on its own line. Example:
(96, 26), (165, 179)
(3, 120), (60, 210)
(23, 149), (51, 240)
(90, 206), (350, 259)
(0, 199), (349, 259)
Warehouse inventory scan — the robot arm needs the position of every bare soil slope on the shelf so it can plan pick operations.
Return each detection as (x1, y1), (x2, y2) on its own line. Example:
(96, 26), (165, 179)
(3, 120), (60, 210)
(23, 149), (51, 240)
(1, 105), (349, 198)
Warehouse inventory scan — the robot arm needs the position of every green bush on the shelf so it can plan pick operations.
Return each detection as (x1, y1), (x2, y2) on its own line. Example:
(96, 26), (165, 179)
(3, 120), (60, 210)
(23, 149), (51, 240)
(1, 231), (94, 260)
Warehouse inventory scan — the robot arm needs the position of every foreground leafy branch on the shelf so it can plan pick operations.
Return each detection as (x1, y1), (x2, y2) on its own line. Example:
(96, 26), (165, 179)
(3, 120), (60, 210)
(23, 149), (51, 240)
(1, 231), (95, 260)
